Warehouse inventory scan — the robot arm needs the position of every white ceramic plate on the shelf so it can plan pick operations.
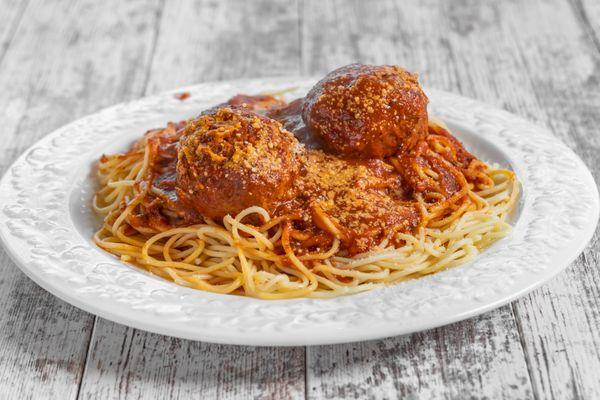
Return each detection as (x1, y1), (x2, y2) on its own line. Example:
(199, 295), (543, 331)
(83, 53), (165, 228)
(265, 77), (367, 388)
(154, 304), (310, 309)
(0, 78), (598, 346)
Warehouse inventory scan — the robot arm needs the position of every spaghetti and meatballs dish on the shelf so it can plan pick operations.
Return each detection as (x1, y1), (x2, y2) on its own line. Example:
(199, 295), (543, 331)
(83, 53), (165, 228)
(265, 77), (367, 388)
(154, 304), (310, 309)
(93, 64), (518, 299)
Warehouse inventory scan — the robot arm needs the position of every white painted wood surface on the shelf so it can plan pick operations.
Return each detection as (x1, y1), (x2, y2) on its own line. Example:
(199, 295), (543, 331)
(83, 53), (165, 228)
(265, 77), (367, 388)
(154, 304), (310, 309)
(0, 0), (598, 398)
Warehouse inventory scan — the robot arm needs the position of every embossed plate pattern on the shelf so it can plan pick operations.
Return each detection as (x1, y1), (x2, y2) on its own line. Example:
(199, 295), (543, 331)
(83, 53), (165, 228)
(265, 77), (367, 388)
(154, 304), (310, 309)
(0, 78), (598, 346)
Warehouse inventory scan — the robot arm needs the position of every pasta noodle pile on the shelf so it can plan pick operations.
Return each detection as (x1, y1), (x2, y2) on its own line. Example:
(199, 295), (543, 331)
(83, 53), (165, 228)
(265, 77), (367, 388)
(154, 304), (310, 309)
(93, 124), (518, 299)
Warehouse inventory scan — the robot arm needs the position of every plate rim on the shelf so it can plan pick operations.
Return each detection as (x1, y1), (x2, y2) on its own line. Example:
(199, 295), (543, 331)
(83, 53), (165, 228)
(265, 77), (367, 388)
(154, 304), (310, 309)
(0, 77), (598, 346)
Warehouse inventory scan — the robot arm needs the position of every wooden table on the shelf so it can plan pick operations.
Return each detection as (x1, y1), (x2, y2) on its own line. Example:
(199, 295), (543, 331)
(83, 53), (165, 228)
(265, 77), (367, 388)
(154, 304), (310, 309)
(1, 0), (599, 398)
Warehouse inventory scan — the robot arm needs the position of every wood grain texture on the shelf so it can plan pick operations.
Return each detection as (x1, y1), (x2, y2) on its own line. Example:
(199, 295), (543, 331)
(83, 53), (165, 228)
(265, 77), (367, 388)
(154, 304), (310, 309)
(78, 1), (306, 399)
(0, 0), (29, 66)
(307, 311), (532, 399)
(145, 0), (302, 93)
(0, 0), (163, 398)
(79, 320), (305, 400)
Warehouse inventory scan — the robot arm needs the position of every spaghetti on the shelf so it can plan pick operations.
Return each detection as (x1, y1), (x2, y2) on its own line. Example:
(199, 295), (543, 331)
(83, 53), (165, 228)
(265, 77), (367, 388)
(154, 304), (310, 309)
(93, 119), (518, 299)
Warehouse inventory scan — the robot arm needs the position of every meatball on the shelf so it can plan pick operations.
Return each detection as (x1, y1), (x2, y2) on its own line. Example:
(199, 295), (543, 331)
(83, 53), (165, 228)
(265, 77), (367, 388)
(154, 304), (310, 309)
(176, 107), (300, 219)
(302, 64), (429, 158)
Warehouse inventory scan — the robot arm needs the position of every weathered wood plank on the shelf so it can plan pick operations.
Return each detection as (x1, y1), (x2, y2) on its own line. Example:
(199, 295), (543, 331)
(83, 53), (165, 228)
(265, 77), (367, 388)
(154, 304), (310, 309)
(80, 320), (305, 400)
(78, 1), (306, 399)
(146, 0), (302, 93)
(0, 0), (163, 398)
(308, 310), (532, 399)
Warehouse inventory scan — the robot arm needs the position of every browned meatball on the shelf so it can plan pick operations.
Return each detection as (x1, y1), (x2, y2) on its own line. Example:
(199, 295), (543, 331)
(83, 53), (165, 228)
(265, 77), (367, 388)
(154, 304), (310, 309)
(176, 107), (300, 219)
(302, 64), (429, 158)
